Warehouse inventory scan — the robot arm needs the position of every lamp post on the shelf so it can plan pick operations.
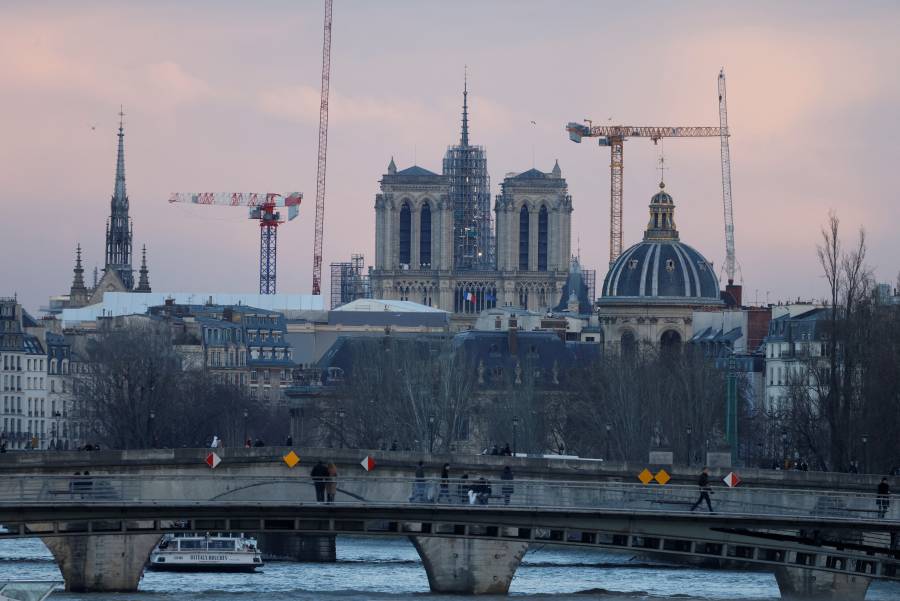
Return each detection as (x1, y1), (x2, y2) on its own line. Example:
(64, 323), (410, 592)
(686, 425), (693, 467)
(149, 409), (156, 449)
(605, 423), (612, 462)
(780, 429), (788, 470)
(338, 410), (346, 449)
(861, 434), (869, 474)
(428, 415), (435, 453)
(243, 408), (249, 445)
(512, 416), (520, 456)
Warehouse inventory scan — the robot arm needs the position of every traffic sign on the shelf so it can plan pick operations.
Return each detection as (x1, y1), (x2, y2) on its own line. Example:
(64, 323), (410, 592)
(206, 452), (221, 469)
(638, 468), (653, 485)
(654, 469), (671, 485)
(283, 451), (300, 468)
(723, 471), (741, 487)
(360, 456), (375, 471)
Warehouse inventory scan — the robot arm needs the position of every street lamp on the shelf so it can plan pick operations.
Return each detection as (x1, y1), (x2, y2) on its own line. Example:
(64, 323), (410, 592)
(686, 425), (693, 467)
(428, 415), (436, 453)
(149, 410), (156, 448)
(861, 434), (869, 474)
(605, 423), (612, 462)
(243, 408), (249, 445)
(780, 429), (788, 470)
(512, 416), (521, 456)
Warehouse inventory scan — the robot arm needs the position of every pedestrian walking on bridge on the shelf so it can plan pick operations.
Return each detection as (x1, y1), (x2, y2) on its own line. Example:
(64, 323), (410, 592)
(690, 467), (714, 513)
(877, 477), (891, 519)
(310, 460), (329, 503)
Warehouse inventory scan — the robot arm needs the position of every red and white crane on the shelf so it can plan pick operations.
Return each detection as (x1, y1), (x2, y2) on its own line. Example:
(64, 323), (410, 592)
(168, 192), (302, 294)
(310, 0), (333, 296)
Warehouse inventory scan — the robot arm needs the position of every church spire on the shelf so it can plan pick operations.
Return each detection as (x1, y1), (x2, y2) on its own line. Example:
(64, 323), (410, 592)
(460, 67), (469, 147)
(136, 245), (152, 293)
(114, 107), (127, 203)
(105, 107), (134, 289)
(69, 244), (89, 306)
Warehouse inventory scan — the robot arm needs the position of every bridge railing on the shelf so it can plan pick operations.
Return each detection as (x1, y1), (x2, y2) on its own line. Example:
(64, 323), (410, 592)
(0, 475), (895, 524)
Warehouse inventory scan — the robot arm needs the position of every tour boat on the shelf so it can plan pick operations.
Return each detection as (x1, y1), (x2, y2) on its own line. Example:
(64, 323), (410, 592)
(148, 533), (264, 572)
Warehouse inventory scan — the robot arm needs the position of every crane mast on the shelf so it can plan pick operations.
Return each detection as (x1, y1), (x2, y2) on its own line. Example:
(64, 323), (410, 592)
(311, 0), (333, 296)
(718, 69), (737, 285)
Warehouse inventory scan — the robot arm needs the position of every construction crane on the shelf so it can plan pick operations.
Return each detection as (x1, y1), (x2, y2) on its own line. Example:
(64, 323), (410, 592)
(566, 122), (724, 265)
(310, 0), (333, 296)
(168, 192), (302, 294)
(718, 68), (737, 285)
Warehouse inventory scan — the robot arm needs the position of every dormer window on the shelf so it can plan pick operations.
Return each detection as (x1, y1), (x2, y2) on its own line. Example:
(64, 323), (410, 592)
(628, 259), (638, 270)
(698, 261), (707, 271)
(665, 259), (675, 272)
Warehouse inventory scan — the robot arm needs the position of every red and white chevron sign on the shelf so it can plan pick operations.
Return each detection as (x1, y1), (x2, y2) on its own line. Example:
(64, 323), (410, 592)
(723, 471), (741, 487)
(360, 456), (375, 471)
(206, 452), (222, 469)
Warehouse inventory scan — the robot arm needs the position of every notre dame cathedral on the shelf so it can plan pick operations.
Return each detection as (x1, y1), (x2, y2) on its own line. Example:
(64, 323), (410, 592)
(370, 82), (573, 328)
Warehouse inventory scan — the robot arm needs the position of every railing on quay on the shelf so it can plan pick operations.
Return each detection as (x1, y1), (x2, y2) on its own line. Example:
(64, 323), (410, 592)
(0, 475), (895, 525)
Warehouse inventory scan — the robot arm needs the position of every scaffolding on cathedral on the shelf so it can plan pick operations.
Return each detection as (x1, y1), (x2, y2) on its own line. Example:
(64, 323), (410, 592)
(330, 254), (372, 309)
(582, 268), (597, 303)
(443, 77), (493, 270)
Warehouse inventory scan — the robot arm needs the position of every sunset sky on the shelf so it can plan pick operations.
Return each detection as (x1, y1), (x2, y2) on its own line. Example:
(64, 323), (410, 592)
(2, 1), (899, 313)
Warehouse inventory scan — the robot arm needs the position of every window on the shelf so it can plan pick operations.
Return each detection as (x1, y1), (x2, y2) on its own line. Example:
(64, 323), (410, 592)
(420, 203), (432, 268)
(665, 258), (675, 272)
(519, 206), (530, 270)
(628, 259), (638, 270)
(399, 202), (412, 266)
(538, 206), (548, 271)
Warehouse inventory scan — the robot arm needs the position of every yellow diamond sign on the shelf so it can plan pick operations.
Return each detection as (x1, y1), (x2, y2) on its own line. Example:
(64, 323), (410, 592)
(654, 469), (671, 485)
(283, 451), (300, 468)
(637, 468), (654, 485)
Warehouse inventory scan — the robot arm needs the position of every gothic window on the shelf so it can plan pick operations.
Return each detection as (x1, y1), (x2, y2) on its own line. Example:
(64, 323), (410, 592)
(538, 206), (548, 271)
(519, 206), (529, 270)
(399, 202), (411, 266)
(420, 203), (432, 268)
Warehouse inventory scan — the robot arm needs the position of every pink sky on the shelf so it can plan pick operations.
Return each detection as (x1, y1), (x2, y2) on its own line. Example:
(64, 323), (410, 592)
(2, 1), (899, 313)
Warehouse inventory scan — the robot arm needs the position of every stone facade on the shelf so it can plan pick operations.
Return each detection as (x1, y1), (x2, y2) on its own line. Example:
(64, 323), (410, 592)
(370, 164), (572, 328)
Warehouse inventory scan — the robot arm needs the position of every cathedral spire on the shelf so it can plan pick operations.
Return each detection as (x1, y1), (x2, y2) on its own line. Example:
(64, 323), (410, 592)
(136, 245), (152, 293)
(460, 67), (469, 147)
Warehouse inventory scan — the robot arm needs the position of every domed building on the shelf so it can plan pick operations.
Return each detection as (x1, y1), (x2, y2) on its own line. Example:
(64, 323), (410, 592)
(597, 182), (722, 350)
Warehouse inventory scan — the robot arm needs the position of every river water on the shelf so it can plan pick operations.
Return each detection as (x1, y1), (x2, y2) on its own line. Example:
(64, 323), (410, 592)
(0, 537), (897, 600)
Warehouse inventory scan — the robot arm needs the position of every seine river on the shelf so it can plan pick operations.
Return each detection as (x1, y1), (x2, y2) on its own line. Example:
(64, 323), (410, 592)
(1, 537), (898, 600)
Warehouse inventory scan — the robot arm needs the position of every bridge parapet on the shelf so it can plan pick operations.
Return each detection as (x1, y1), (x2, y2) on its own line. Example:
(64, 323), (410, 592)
(1, 475), (896, 526)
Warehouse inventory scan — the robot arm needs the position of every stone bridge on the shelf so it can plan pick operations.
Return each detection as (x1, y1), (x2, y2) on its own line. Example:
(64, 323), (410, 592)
(0, 470), (896, 600)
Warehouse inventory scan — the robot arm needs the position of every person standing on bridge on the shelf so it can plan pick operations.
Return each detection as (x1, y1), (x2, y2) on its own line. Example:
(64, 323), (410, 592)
(410, 460), (427, 503)
(311, 460), (329, 503)
(877, 477), (891, 518)
(690, 467), (714, 513)
(437, 463), (451, 504)
(326, 462), (338, 503)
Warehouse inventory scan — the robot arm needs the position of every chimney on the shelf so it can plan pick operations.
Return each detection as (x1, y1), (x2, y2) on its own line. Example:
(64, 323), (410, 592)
(725, 283), (743, 307)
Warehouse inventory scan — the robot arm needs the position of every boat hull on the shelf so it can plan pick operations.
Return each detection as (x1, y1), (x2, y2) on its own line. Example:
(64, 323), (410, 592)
(147, 562), (262, 573)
